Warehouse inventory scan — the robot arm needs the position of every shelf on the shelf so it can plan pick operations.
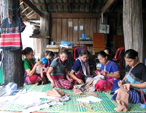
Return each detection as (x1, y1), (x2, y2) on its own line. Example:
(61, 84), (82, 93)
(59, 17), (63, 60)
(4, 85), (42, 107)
(79, 41), (93, 44)
(29, 35), (50, 38)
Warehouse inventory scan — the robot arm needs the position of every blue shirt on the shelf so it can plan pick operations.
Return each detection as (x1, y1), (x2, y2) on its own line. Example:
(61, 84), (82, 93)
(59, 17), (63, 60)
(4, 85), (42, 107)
(101, 61), (119, 73)
(72, 59), (82, 72)
(40, 57), (49, 65)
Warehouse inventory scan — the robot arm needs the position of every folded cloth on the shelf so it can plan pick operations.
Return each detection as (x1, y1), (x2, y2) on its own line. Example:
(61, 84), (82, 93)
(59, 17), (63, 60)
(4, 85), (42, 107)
(114, 85), (130, 112)
(73, 88), (84, 95)
(58, 96), (70, 102)
(5, 82), (17, 95)
(77, 96), (102, 103)
(60, 41), (72, 46)
(45, 89), (69, 97)
(73, 84), (85, 91)
(88, 92), (97, 96)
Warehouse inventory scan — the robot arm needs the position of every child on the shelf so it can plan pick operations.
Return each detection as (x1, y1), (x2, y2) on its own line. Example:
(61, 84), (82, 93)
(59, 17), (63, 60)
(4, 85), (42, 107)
(95, 58), (102, 75)
(41, 51), (54, 69)
(36, 51), (54, 84)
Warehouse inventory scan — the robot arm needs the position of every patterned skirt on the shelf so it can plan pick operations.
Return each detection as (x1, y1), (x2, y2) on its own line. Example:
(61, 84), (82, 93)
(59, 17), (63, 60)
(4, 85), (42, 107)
(95, 79), (113, 91)
(51, 75), (73, 89)
(24, 74), (42, 86)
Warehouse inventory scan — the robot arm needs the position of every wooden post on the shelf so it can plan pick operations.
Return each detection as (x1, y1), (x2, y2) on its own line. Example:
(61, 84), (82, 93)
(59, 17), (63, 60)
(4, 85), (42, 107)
(34, 12), (50, 59)
(1, 0), (23, 86)
(123, 0), (143, 62)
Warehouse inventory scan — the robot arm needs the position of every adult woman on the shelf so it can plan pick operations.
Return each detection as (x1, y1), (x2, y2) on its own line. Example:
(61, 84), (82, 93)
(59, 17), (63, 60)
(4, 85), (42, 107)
(47, 49), (73, 89)
(112, 49), (146, 104)
(96, 51), (120, 91)
(104, 47), (113, 60)
(23, 47), (44, 85)
(70, 49), (90, 84)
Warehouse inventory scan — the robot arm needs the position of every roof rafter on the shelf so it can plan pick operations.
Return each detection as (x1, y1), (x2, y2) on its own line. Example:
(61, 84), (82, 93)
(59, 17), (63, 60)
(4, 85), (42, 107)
(102, 0), (115, 14)
(43, 0), (49, 12)
(22, 0), (42, 16)
(68, 0), (70, 13)
(20, 0), (28, 14)
(90, 0), (94, 13)
(33, 3), (105, 6)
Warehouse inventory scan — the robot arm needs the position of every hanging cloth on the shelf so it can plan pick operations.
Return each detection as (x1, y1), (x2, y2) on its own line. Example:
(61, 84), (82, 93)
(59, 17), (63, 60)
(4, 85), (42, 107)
(0, 16), (26, 50)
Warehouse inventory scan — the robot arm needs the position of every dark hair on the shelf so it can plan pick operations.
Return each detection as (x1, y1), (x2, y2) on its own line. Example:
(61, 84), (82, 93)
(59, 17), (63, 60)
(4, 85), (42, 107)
(47, 51), (54, 57)
(79, 49), (90, 56)
(124, 49), (138, 59)
(97, 51), (108, 58)
(94, 58), (100, 63)
(22, 47), (33, 55)
(61, 49), (69, 55)
(104, 47), (111, 54)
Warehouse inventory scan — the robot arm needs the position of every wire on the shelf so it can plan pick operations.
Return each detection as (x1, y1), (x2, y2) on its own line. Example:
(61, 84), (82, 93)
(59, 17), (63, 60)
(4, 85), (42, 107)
(0, 4), (20, 10)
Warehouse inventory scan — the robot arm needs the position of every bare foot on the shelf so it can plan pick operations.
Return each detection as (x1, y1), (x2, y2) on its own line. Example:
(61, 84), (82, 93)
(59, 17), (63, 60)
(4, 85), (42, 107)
(35, 82), (39, 86)
(97, 89), (103, 93)
(42, 78), (47, 85)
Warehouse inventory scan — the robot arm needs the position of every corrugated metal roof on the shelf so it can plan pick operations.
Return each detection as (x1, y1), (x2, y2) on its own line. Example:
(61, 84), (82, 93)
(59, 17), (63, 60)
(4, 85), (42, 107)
(19, 0), (124, 21)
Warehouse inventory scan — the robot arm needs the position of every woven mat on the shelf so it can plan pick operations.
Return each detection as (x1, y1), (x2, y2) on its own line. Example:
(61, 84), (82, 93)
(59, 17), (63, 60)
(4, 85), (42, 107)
(0, 83), (146, 113)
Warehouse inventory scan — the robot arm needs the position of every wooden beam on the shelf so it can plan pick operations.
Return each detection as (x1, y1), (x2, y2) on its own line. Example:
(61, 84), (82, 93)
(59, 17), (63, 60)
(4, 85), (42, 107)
(90, 0), (94, 13)
(20, 0), (28, 14)
(43, 0), (49, 12)
(22, 0), (42, 16)
(30, 35), (50, 38)
(20, 1), (24, 6)
(30, 22), (40, 26)
(68, 0), (70, 13)
(21, 6), (29, 14)
(33, 3), (104, 6)
(102, 0), (115, 14)
(26, 10), (34, 17)
(34, 3), (68, 6)
(27, 12), (36, 18)
(72, 3), (91, 5)
(51, 13), (100, 18)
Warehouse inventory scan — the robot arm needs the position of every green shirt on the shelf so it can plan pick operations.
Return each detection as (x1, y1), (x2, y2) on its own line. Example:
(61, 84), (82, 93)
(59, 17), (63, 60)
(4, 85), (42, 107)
(23, 58), (35, 70)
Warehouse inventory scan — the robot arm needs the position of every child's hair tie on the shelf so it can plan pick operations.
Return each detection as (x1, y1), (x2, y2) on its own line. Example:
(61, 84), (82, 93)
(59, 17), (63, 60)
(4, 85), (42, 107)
(22, 50), (25, 55)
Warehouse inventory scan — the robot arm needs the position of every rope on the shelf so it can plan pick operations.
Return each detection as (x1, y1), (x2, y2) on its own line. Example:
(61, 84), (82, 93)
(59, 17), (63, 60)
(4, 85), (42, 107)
(0, 4), (20, 10)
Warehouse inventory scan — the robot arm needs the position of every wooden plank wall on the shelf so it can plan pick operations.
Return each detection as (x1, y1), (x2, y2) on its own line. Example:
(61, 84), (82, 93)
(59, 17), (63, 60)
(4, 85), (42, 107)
(51, 18), (100, 42)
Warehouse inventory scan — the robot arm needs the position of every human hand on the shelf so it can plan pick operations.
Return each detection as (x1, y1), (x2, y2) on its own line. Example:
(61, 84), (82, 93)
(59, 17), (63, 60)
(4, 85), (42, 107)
(51, 82), (55, 88)
(67, 78), (73, 82)
(118, 80), (123, 87)
(43, 67), (48, 72)
(101, 71), (107, 76)
(123, 84), (130, 91)
(36, 61), (42, 66)
(77, 79), (84, 84)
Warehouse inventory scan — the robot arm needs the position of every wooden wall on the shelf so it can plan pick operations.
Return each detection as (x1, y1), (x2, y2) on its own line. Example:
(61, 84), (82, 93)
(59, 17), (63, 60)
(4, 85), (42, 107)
(51, 18), (100, 43)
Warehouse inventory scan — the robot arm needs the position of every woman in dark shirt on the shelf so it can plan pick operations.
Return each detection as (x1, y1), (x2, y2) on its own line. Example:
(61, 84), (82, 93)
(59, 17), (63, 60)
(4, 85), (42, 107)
(112, 49), (146, 104)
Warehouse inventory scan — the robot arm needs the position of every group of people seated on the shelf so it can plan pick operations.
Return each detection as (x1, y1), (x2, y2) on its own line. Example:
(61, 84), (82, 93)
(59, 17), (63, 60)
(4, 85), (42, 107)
(22, 47), (146, 105)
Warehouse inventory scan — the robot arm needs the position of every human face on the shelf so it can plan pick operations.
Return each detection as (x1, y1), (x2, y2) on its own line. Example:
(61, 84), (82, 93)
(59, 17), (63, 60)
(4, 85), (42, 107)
(104, 49), (109, 55)
(125, 57), (137, 67)
(47, 55), (53, 60)
(26, 51), (34, 60)
(80, 54), (88, 62)
(60, 53), (68, 62)
(97, 55), (108, 65)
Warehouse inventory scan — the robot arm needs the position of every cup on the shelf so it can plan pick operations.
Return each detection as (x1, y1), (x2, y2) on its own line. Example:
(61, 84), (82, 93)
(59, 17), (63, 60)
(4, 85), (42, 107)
(51, 41), (55, 45)
(82, 33), (86, 39)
